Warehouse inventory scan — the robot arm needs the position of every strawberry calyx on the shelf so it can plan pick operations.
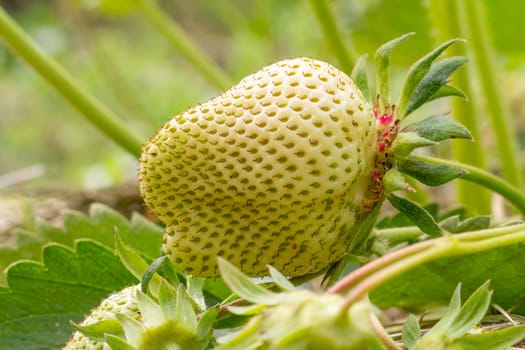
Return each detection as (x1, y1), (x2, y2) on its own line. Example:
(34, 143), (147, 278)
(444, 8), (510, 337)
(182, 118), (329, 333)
(361, 96), (399, 212)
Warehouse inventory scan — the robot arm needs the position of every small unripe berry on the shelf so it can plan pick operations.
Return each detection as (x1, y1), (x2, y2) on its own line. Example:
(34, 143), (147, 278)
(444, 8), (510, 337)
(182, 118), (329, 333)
(63, 285), (139, 350)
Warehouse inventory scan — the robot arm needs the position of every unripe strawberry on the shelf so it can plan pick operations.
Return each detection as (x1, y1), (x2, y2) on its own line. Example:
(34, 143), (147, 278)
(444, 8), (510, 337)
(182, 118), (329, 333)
(63, 285), (140, 350)
(139, 57), (376, 277)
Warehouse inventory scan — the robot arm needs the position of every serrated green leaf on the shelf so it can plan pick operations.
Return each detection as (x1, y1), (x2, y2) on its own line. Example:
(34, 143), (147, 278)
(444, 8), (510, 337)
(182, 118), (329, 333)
(375, 32), (414, 107)
(0, 240), (137, 350)
(392, 132), (436, 158)
(398, 157), (466, 186)
(175, 285), (198, 332)
(351, 54), (370, 102)
(71, 319), (123, 342)
(0, 204), (163, 283)
(426, 284), (463, 336)
(447, 281), (492, 339)
(402, 115), (472, 142)
(268, 265), (295, 291)
(106, 333), (137, 350)
(62, 204), (163, 259)
(217, 257), (278, 305)
(428, 84), (466, 102)
(405, 57), (468, 115)
(449, 324), (525, 349)
(397, 38), (464, 117)
(401, 314), (420, 350)
(116, 313), (143, 347)
(387, 194), (442, 237)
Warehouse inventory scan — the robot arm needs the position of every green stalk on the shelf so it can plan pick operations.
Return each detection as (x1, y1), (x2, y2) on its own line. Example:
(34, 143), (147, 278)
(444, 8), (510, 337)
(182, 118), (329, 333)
(135, 0), (232, 91)
(459, 0), (523, 190)
(331, 222), (525, 296)
(332, 223), (525, 306)
(427, 0), (491, 214)
(309, 0), (356, 73)
(0, 6), (144, 156)
(413, 155), (525, 215)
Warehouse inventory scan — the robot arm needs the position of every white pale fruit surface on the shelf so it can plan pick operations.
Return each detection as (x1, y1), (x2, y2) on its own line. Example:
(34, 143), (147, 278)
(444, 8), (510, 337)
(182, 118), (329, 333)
(63, 285), (139, 350)
(140, 57), (376, 277)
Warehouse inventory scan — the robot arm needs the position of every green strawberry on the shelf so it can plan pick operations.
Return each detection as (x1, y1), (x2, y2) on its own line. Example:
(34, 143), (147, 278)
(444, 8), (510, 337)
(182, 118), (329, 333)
(63, 285), (140, 350)
(139, 57), (376, 277)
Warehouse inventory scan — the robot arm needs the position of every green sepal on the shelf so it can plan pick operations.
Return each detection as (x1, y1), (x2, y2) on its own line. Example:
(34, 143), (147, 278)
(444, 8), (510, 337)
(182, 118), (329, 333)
(136, 289), (164, 328)
(449, 324), (525, 350)
(268, 265), (296, 291)
(351, 54), (370, 102)
(106, 334), (137, 350)
(116, 313), (143, 347)
(174, 285), (198, 332)
(421, 281), (492, 342)
(187, 276), (206, 311)
(405, 56), (468, 116)
(141, 256), (171, 295)
(217, 316), (264, 350)
(71, 319), (124, 342)
(157, 279), (178, 322)
(115, 233), (163, 296)
(446, 281), (492, 339)
(383, 169), (415, 193)
(402, 114), (472, 142)
(228, 304), (267, 316)
(387, 194), (442, 237)
(428, 84), (466, 102)
(397, 38), (465, 117)
(375, 32), (414, 108)
(426, 283), (462, 337)
(440, 215), (491, 233)
(401, 314), (420, 350)
(196, 306), (219, 340)
(398, 157), (466, 186)
(217, 257), (278, 305)
(392, 132), (436, 158)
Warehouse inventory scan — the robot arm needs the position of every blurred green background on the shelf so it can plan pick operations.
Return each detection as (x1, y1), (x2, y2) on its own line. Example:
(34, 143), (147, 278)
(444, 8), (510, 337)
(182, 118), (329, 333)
(1, 0), (524, 191)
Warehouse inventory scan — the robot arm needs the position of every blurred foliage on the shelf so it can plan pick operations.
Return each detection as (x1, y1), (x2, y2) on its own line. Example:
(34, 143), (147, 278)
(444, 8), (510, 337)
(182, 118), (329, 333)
(0, 0), (524, 190)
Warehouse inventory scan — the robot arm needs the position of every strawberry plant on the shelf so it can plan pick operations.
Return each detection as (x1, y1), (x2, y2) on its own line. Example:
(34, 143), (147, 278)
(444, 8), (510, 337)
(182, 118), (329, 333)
(2, 1), (525, 349)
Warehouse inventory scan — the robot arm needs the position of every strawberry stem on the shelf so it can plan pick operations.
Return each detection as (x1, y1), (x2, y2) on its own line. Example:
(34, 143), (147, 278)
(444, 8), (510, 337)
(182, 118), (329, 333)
(428, 0), (491, 215)
(309, 0), (357, 73)
(0, 6), (144, 156)
(134, 0), (233, 91)
(412, 155), (525, 215)
(330, 223), (525, 308)
(459, 0), (523, 192)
